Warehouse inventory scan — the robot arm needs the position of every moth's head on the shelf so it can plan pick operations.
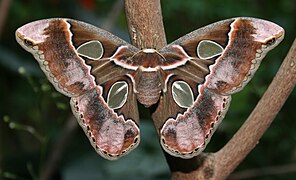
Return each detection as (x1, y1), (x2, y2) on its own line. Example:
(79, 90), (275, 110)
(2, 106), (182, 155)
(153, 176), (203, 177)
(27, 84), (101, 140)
(15, 19), (50, 52)
(250, 18), (285, 49)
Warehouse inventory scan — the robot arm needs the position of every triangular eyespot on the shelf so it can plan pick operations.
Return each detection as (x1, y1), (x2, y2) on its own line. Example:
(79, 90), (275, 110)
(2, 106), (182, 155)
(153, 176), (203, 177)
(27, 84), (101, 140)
(197, 40), (224, 60)
(172, 81), (194, 108)
(77, 40), (104, 60)
(107, 81), (128, 109)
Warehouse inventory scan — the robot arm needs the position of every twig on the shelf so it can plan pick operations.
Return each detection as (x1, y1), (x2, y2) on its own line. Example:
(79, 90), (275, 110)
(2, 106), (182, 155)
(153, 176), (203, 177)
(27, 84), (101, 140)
(40, 115), (78, 180)
(101, 0), (123, 32)
(229, 163), (296, 179)
(0, 120), (3, 180)
(212, 38), (296, 179)
(0, 0), (11, 38)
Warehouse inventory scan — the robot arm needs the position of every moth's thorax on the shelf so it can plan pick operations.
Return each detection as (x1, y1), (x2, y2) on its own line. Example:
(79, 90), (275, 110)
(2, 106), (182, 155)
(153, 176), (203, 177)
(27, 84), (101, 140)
(133, 49), (165, 70)
(131, 49), (171, 107)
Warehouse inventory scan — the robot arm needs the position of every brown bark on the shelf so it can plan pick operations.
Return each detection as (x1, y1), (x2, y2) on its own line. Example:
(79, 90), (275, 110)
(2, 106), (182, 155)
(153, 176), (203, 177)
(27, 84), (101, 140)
(0, 0), (11, 38)
(124, 0), (167, 49)
(124, 0), (296, 179)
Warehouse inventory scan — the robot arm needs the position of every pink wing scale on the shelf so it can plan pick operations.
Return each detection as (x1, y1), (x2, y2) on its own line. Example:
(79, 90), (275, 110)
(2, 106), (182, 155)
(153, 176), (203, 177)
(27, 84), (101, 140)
(71, 87), (140, 159)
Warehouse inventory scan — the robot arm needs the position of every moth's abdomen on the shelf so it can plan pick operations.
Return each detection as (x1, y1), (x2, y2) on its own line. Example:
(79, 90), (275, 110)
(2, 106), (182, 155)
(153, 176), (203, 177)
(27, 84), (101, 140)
(136, 71), (161, 107)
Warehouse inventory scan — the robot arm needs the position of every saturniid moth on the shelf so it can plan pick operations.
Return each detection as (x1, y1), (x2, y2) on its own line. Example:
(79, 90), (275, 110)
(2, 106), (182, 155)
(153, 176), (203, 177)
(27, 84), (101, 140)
(16, 17), (284, 160)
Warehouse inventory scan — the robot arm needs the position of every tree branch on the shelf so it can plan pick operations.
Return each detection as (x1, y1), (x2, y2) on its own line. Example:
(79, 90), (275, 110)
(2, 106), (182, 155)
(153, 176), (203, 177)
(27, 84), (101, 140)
(101, 0), (123, 32)
(0, 0), (11, 38)
(124, 0), (170, 133)
(40, 115), (78, 180)
(213, 37), (296, 179)
(124, 0), (166, 49)
(229, 163), (296, 179)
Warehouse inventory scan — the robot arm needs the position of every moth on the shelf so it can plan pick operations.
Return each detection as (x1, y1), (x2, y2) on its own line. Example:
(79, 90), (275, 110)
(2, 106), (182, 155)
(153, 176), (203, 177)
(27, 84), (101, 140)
(16, 17), (284, 160)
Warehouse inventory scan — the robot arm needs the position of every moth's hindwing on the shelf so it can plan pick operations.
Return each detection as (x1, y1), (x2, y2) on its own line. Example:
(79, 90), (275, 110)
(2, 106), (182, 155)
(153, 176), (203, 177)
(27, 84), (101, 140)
(70, 87), (139, 160)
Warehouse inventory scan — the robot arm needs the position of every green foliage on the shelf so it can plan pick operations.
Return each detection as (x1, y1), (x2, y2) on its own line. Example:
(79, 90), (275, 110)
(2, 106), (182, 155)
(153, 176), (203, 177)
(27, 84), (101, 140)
(1, 0), (295, 179)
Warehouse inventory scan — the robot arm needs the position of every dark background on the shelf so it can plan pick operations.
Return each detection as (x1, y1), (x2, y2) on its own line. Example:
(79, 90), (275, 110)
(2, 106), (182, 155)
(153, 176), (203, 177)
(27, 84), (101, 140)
(0, 0), (295, 179)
